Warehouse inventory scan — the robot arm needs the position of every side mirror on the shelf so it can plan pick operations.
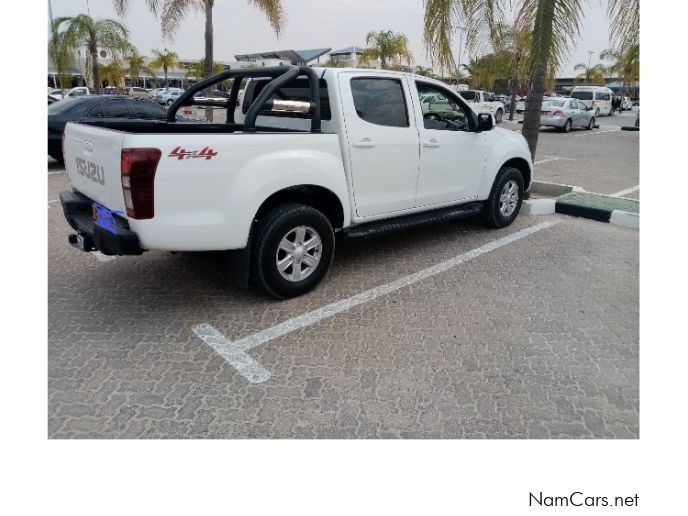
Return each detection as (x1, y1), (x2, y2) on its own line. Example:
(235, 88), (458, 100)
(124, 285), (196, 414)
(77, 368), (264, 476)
(476, 113), (494, 132)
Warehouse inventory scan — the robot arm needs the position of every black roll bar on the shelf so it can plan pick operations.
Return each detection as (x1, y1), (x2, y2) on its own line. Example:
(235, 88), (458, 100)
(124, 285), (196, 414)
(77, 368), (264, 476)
(166, 65), (322, 133)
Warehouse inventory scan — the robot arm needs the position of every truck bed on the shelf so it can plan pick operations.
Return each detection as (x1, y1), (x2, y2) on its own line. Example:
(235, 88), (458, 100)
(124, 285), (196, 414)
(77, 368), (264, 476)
(81, 119), (312, 134)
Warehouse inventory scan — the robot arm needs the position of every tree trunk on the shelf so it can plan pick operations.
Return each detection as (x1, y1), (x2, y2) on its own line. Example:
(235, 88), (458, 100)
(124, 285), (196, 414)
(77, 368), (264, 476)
(521, 0), (556, 160)
(204, 0), (214, 122)
(508, 68), (518, 121)
(164, 64), (168, 88)
(91, 51), (100, 93)
(380, 55), (387, 69)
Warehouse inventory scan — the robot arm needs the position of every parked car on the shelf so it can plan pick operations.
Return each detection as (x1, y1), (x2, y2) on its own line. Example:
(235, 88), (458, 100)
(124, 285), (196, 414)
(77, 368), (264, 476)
(64, 86), (95, 98)
(515, 98), (526, 113)
(48, 96), (169, 163)
(457, 90), (506, 123)
(539, 97), (596, 132)
(59, 66), (533, 298)
(48, 95), (59, 105)
(48, 87), (65, 101)
(127, 86), (150, 98)
(570, 85), (614, 117)
(153, 88), (184, 106)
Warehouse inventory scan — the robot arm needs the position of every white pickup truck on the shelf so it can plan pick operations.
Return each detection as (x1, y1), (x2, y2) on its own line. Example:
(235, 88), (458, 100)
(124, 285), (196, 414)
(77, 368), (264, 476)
(457, 90), (506, 124)
(60, 66), (533, 298)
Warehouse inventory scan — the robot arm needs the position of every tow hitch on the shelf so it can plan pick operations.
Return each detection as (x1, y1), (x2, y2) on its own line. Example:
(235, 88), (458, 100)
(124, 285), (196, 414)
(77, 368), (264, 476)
(68, 232), (94, 252)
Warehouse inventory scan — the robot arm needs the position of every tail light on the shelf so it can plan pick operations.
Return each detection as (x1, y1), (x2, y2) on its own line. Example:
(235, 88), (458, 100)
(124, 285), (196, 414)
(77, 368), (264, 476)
(121, 148), (161, 219)
(552, 110), (563, 116)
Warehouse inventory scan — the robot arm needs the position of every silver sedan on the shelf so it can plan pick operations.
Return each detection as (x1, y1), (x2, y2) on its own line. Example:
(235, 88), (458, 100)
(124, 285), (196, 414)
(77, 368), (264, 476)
(540, 98), (596, 132)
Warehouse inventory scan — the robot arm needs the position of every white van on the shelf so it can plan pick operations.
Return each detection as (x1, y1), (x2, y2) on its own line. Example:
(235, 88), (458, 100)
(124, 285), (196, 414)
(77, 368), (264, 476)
(570, 86), (614, 116)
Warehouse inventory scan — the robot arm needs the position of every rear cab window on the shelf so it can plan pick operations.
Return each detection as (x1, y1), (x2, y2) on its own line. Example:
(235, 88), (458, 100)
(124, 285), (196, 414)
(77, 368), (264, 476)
(242, 77), (331, 121)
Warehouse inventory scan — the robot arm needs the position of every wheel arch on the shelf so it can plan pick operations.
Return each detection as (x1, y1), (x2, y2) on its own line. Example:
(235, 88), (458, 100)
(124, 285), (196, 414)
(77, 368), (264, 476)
(501, 157), (532, 192)
(253, 185), (345, 230)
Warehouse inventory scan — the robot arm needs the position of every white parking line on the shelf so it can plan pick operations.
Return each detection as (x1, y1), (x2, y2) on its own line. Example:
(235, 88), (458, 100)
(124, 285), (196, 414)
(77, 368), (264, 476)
(93, 252), (117, 262)
(194, 220), (559, 383)
(48, 171), (64, 176)
(534, 156), (576, 165)
(574, 129), (620, 137)
(610, 185), (640, 197)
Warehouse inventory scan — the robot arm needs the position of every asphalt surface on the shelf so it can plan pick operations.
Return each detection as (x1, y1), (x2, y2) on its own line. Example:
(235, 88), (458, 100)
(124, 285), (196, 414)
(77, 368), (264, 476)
(48, 156), (638, 437)
(503, 107), (640, 198)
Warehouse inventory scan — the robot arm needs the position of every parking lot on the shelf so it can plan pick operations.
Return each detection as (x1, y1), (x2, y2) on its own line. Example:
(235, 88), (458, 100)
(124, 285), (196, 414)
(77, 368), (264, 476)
(48, 114), (639, 439)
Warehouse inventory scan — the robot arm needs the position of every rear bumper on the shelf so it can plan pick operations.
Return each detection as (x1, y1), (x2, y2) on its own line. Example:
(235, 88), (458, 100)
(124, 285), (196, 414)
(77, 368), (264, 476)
(540, 116), (566, 127)
(59, 190), (144, 255)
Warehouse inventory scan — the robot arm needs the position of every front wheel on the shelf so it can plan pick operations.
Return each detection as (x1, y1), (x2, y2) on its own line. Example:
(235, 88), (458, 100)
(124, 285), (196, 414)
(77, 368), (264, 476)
(167, 99), (174, 106)
(495, 109), (503, 124)
(481, 167), (524, 228)
(586, 116), (595, 130)
(252, 203), (335, 298)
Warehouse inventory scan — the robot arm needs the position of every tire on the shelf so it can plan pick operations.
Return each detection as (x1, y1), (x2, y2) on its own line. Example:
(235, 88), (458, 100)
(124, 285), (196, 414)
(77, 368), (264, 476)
(481, 166), (524, 229)
(251, 203), (335, 299)
(561, 119), (572, 133)
(586, 116), (595, 130)
(595, 107), (600, 117)
(495, 109), (503, 124)
(49, 152), (64, 164)
(167, 99), (173, 106)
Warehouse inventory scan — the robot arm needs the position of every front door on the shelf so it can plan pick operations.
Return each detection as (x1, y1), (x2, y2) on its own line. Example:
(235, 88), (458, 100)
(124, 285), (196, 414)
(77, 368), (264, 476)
(338, 73), (420, 218)
(412, 80), (488, 207)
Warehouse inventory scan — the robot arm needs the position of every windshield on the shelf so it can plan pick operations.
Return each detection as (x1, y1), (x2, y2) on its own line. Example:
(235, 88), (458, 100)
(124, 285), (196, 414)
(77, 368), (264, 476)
(571, 91), (593, 100)
(48, 97), (81, 115)
(543, 100), (566, 107)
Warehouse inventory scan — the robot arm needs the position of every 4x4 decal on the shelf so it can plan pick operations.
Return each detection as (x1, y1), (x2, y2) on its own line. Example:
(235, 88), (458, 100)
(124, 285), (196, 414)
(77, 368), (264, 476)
(169, 146), (218, 160)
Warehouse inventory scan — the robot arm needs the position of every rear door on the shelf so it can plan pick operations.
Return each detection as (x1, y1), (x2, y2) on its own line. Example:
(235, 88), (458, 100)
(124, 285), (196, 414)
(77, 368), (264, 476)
(338, 73), (420, 217)
(64, 123), (127, 213)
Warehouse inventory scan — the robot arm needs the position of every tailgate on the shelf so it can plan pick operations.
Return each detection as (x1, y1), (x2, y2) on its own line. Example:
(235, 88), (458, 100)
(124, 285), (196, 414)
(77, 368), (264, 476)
(64, 122), (127, 212)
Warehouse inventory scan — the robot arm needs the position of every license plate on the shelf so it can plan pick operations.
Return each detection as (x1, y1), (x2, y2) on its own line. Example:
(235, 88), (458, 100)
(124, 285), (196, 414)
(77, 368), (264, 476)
(92, 202), (121, 235)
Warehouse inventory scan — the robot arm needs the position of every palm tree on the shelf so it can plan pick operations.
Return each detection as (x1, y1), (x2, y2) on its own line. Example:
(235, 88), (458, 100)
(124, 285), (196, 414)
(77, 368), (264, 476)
(126, 51), (146, 87)
(573, 62), (607, 85)
(149, 48), (181, 88)
(48, 23), (75, 90)
(185, 58), (224, 86)
(601, 44), (639, 97)
(322, 58), (347, 68)
(52, 14), (132, 93)
(99, 60), (126, 91)
(415, 66), (435, 77)
(424, 0), (584, 159)
(114, 0), (283, 87)
(360, 30), (413, 70)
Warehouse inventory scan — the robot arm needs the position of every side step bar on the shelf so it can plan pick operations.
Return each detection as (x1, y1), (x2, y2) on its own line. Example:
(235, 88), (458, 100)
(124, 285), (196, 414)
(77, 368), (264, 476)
(342, 202), (483, 239)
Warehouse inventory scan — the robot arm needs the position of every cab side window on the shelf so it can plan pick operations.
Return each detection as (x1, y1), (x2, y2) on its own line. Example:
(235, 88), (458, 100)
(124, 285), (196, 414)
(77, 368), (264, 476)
(350, 78), (409, 127)
(416, 82), (472, 132)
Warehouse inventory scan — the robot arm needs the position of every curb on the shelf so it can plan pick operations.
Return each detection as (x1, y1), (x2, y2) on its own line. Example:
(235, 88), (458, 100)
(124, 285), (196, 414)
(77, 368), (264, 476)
(522, 199), (639, 229)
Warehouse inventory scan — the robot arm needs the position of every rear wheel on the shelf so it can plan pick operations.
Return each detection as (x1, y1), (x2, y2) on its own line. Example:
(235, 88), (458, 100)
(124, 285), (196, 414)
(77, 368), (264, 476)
(166, 99), (174, 106)
(252, 203), (335, 298)
(561, 119), (572, 133)
(481, 167), (524, 228)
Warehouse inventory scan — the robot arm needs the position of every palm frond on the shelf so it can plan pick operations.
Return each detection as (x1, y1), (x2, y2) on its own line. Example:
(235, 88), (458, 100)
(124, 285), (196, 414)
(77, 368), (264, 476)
(608, 0), (639, 52)
(248, 0), (285, 36)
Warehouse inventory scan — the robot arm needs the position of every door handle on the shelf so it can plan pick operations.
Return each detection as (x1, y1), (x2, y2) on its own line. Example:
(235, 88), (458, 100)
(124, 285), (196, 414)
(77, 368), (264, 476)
(352, 138), (376, 148)
(423, 139), (440, 148)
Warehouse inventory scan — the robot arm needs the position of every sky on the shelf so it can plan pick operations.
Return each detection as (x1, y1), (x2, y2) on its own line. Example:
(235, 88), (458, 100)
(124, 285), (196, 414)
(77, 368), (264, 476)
(49, 0), (614, 77)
